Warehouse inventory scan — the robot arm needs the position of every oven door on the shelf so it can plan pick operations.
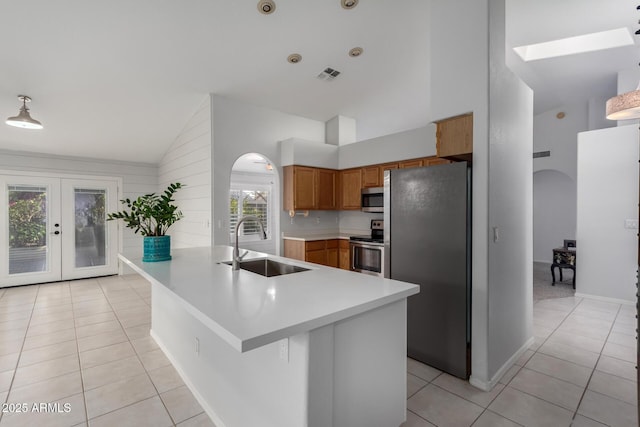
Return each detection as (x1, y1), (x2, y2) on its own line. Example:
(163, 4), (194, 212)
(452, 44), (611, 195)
(350, 242), (384, 277)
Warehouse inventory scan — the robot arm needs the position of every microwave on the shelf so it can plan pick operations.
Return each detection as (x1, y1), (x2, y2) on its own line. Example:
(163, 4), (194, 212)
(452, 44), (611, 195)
(361, 187), (384, 213)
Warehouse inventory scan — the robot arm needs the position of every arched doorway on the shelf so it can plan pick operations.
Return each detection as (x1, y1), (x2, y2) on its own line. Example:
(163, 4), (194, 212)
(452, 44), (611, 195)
(229, 153), (278, 255)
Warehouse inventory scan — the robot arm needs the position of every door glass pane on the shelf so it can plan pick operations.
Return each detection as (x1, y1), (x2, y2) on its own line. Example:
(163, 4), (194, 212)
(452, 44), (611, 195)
(8, 185), (48, 274)
(74, 188), (106, 268)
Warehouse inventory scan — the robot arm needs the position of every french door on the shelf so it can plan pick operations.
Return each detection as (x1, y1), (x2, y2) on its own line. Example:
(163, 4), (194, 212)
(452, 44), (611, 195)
(0, 174), (120, 287)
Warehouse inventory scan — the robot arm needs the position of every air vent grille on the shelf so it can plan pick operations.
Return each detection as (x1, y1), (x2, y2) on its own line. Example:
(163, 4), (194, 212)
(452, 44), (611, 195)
(317, 67), (341, 81)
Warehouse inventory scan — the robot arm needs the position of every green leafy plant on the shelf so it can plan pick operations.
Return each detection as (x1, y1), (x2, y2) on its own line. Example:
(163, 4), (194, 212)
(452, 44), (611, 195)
(107, 183), (184, 236)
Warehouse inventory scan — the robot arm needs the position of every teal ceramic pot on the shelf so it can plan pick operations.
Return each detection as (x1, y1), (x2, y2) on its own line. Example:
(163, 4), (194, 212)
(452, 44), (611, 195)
(142, 235), (171, 262)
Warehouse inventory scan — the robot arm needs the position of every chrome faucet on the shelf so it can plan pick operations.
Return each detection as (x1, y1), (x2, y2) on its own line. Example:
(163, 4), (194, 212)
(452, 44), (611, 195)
(233, 215), (267, 270)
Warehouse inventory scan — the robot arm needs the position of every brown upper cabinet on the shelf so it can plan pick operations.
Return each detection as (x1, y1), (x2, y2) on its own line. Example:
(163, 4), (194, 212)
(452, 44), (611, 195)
(399, 159), (423, 169)
(361, 165), (380, 188)
(283, 165), (336, 211)
(339, 168), (362, 210)
(435, 113), (473, 161)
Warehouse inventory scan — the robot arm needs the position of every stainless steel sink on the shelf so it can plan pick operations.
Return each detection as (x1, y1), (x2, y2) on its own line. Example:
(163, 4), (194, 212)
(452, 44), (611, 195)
(222, 258), (310, 277)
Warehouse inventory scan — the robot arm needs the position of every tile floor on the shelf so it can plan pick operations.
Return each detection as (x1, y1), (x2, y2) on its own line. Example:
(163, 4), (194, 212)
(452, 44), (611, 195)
(0, 275), (215, 427)
(404, 296), (638, 427)
(0, 274), (637, 426)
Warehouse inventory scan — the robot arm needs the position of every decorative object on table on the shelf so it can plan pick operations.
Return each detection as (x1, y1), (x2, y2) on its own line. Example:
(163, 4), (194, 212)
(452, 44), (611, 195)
(107, 182), (183, 262)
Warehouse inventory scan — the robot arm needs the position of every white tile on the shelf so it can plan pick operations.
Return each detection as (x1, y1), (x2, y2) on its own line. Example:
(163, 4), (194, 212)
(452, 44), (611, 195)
(587, 370), (637, 406)
(75, 319), (123, 339)
(0, 391), (86, 427)
(84, 373), (157, 419)
(407, 358), (441, 382)
(79, 341), (135, 369)
(407, 373), (427, 399)
(77, 329), (128, 353)
(545, 331), (605, 354)
(508, 368), (583, 411)
(570, 414), (608, 426)
(498, 365), (521, 385)
(471, 410), (520, 427)
(12, 354), (79, 389)
(82, 355), (146, 391)
(0, 369), (14, 393)
(595, 355), (637, 382)
(0, 352), (19, 373)
(488, 386), (573, 426)
(22, 328), (76, 351)
(148, 364), (185, 393)
(537, 340), (600, 369)
(606, 331), (636, 349)
(73, 311), (117, 327)
(8, 371), (82, 404)
(601, 341), (636, 364)
(401, 411), (436, 427)
(131, 336), (160, 355)
(514, 350), (535, 367)
(578, 390), (638, 426)
(18, 340), (78, 367)
(524, 352), (592, 387)
(407, 384), (483, 426)
(160, 385), (204, 424)
(138, 348), (171, 371)
(432, 373), (504, 408)
(26, 318), (75, 337)
(88, 396), (173, 427)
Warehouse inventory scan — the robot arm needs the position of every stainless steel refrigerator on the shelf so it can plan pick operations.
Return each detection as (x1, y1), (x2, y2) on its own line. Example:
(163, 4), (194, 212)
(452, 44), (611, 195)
(384, 162), (471, 379)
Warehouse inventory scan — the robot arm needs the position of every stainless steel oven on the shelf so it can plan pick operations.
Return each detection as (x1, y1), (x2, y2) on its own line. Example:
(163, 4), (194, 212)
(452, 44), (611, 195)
(350, 240), (384, 277)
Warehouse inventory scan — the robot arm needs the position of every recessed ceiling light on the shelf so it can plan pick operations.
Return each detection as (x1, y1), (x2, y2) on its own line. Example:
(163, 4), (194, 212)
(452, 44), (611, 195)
(341, 0), (358, 10)
(287, 53), (302, 64)
(257, 0), (276, 15)
(513, 27), (633, 62)
(348, 47), (363, 57)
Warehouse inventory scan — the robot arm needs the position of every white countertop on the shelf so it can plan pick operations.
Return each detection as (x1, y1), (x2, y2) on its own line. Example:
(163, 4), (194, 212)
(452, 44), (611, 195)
(281, 233), (353, 241)
(119, 246), (419, 353)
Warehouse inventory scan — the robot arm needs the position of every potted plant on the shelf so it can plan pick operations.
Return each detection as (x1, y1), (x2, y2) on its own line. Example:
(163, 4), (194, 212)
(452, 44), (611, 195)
(107, 182), (184, 262)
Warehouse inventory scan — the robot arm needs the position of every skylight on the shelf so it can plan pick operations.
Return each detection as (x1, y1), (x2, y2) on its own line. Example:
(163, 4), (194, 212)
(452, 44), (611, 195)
(513, 27), (634, 62)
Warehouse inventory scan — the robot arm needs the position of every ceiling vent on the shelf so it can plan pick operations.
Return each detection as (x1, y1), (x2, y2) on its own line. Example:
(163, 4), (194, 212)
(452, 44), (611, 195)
(317, 67), (341, 81)
(287, 53), (302, 64)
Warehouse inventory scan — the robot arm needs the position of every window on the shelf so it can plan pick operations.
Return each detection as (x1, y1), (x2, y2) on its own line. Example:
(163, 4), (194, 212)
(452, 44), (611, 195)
(229, 188), (270, 241)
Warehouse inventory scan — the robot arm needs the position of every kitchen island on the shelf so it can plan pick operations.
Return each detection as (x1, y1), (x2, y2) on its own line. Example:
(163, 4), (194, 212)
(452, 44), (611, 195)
(119, 246), (419, 427)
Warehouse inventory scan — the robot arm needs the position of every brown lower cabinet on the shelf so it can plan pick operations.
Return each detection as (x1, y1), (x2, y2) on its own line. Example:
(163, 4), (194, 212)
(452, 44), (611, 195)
(284, 238), (349, 270)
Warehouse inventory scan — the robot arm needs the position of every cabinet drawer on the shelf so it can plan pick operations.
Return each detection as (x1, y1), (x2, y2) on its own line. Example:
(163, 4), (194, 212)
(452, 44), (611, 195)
(326, 239), (339, 249)
(305, 240), (326, 251)
(339, 239), (350, 249)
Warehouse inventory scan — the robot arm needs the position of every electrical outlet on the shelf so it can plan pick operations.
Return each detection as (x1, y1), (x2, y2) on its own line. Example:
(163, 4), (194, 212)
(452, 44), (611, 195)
(279, 338), (289, 362)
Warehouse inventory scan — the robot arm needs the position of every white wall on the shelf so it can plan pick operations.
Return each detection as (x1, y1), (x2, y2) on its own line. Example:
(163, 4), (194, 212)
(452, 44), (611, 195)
(431, 0), (534, 390)
(0, 149), (157, 268)
(430, 0), (492, 388)
(532, 104), (587, 262)
(158, 96), (211, 249)
(338, 126), (436, 170)
(210, 95), (326, 252)
(486, 0), (534, 383)
(280, 138), (338, 169)
(533, 170), (576, 262)
(576, 124), (637, 303)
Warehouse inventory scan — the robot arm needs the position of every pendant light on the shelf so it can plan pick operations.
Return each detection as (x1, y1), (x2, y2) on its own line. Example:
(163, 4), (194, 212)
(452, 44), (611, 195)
(606, 86), (640, 120)
(6, 95), (43, 130)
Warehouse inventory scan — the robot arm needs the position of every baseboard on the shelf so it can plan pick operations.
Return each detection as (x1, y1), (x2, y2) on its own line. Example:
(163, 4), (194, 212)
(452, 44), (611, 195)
(574, 292), (634, 306)
(469, 336), (535, 391)
(150, 330), (228, 427)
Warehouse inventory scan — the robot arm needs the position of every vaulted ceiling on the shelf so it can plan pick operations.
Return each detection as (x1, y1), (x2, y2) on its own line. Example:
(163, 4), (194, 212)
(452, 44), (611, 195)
(0, 1), (635, 163)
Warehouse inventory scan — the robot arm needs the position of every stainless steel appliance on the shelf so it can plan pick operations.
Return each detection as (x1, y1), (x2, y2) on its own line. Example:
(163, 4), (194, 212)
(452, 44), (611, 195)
(350, 219), (384, 277)
(384, 162), (471, 379)
(361, 187), (384, 213)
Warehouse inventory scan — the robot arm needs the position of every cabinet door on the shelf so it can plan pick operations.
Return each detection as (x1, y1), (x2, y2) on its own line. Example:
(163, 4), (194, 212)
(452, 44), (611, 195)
(294, 166), (316, 209)
(306, 250), (327, 266)
(361, 166), (380, 188)
(436, 113), (473, 160)
(283, 240), (305, 261)
(424, 157), (451, 166)
(316, 169), (337, 210)
(340, 169), (362, 210)
(339, 240), (350, 270)
(379, 163), (398, 184)
(399, 159), (423, 169)
(326, 248), (339, 268)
